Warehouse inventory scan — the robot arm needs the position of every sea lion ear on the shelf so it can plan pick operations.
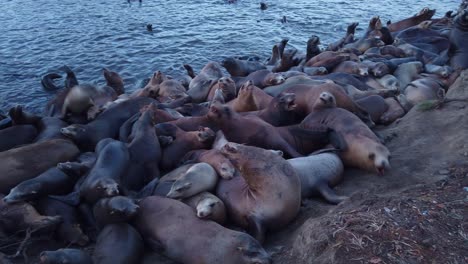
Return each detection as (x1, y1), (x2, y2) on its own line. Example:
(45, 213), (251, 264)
(198, 126), (204, 132)
(224, 143), (238, 153)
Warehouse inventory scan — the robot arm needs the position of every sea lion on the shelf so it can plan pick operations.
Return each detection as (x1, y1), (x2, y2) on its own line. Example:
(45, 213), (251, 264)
(388, 7), (436, 32)
(404, 77), (445, 107)
(0, 139), (79, 194)
(181, 149), (236, 179)
(135, 196), (271, 264)
(303, 66), (328, 76)
(157, 79), (189, 102)
(3, 162), (86, 203)
(208, 102), (303, 158)
(182, 191), (226, 224)
(0, 195), (62, 234)
(356, 95), (389, 124)
(333, 61), (369, 76)
(165, 162), (218, 199)
(228, 81), (273, 111)
(217, 143), (301, 242)
(234, 69), (285, 89)
(93, 223), (144, 264)
(377, 74), (401, 91)
(80, 139), (129, 204)
(187, 62), (224, 103)
(344, 37), (385, 53)
(36, 197), (89, 246)
(301, 92), (390, 174)
(39, 249), (92, 264)
(123, 103), (162, 191)
(61, 97), (156, 150)
(93, 196), (139, 227)
(362, 61), (390, 77)
(449, 9), (468, 69)
(133, 71), (166, 98)
(41, 73), (63, 91)
(222, 57), (267, 77)
(156, 124), (215, 171)
(380, 97), (405, 125)
(103, 68), (125, 95)
(424, 64), (454, 78)
(242, 92), (299, 126)
(0, 124), (37, 152)
(327, 22), (358, 51)
(306, 35), (321, 62)
(288, 152), (346, 204)
(263, 75), (328, 97)
(206, 76), (237, 102)
(393, 61), (424, 92)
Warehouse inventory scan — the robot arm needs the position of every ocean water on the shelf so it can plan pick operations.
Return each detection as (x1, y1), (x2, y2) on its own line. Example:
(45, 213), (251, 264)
(0, 0), (461, 113)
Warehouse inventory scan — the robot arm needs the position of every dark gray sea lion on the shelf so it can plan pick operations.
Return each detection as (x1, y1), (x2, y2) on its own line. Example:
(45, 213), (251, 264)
(0, 124), (37, 152)
(135, 196), (271, 264)
(93, 196), (139, 227)
(41, 73), (63, 91)
(222, 57), (266, 77)
(306, 35), (321, 62)
(449, 9), (468, 69)
(39, 248), (92, 264)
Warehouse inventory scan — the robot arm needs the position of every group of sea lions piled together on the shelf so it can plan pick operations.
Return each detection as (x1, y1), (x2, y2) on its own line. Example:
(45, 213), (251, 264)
(0, 3), (467, 264)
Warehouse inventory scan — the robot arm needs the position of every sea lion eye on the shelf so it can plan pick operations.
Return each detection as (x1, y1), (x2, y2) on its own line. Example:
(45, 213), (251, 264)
(368, 153), (376, 160)
(209, 203), (216, 208)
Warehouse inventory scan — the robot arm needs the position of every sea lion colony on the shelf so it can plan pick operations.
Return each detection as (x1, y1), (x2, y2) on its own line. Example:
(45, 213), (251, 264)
(0, 3), (467, 264)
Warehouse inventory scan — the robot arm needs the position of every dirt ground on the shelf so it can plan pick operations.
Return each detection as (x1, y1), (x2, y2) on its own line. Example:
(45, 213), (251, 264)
(3, 71), (468, 263)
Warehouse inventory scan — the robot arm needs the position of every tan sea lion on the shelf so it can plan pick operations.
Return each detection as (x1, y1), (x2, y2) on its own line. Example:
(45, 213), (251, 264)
(182, 191), (226, 224)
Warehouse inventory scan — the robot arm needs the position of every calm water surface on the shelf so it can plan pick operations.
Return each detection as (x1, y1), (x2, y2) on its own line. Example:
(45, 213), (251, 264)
(0, 0), (460, 113)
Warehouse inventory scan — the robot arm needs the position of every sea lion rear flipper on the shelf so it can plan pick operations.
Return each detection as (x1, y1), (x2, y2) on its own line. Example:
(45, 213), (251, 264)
(247, 216), (265, 244)
(317, 182), (348, 205)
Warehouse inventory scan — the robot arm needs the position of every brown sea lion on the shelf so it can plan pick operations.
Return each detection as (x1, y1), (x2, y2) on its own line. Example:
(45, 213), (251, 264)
(306, 35), (321, 62)
(222, 57), (267, 77)
(93, 223), (144, 264)
(287, 153), (346, 204)
(380, 97), (405, 125)
(0, 195), (62, 234)
(0, 139), (79, 194)
(333, 61), (369, 76)
(36, 197), (89, 246)
(263, 75), (329, 97)
(234, 69), (285, 89)
(206, 76), (237, 102)
(182, 191), (226, 225)
(327, 22), (358, 51)
(393, 61), (424, 92)
(93, 196), (139, 227)
(133, 71), (166, 98)
(343, 37), (385, 53)
(208, 102), (302, 158)
(0, 124), (37, 152)
(181, 149), (236, 179)
(388, 7), (436, 32)
(242, 92), (299, 126)
(217, 143), (301, 242)
(156, 124), (215, 171)
(404, 77), (445, 107)
(103, 68), (125, 95)
(157, 79), (189, 102)
(227, 81), (273, 112)
(80, 139), (129, 204)
(356, 95), (389, 123)
(61, 97), (156, 151)
(301, 92), (390, 174)
(40, 248), (92, 264)
(188, 62), (224, 102)
(135, 196), (272, 264)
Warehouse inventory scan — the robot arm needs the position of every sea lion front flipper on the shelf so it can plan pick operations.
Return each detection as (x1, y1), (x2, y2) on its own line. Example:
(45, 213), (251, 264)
(135, 178), (160, 199)
(119, 113), (141, 143)
(247, 215), (265, 244)
(317, 182), (348, 205)
(328, 129), (348, 151)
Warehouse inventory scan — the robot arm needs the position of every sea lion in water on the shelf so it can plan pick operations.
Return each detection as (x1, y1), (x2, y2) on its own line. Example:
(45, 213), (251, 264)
(93, 223), (144, 264)
(287, 153), (346, 204)
(449, 9), (468, 69)
(301, 92), (390, 174)
(182, 191), (227, 224)
(217, 143), (301, 243)
(39, 248), (92, 264)
(135, 196), (272, 264)
(41, 73), (63, 91)
(0, 139), (79, 194)
(187, 62), (224, 103)
(80, 139), (129, 204)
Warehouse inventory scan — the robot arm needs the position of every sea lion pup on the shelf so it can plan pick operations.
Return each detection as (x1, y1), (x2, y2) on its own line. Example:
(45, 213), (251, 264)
(156, 124), (215, 171)
(182, 191), (227, 224)
(388, 7), (436, 32)
(36, 197), (89, 246)
(233, 69), (285, 89)
(93, 196), (139, 227)
(449, 9), (468, 69)
(93, 223), (144, 264)
(164, 162), (218, 199)
(208, 102), (302, 158)
(206, 76), (237, 102)
(0, 124), (37, 152)
(9, 105), (68, 143)
(301, 92), (390, 174)
(217, 143), (301, 243)
(121, 103), (161, 191)
(39, 249), (92, 264)
(222, 57), (267, 77)
(135, 196), (271, 264)
(181, 149), (236, 179)
(187, 62), (223, 103)
(242, 92), (300, 126)
(0, 139), (79, 194)
(333, 61), (369, 76)
(3, 162), (86, 203)
(288, 153), (347, 204)
(80, 139), (129, 204)
(0, 195), (62, 234)
(61, 97), (155, 150)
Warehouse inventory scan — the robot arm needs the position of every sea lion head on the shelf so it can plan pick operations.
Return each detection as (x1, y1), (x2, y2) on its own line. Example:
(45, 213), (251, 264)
(235, 234), (272, 264)
(196, 196), (222, 218)
(3, 182), (41, 204)
(197, 126), (216, 143)
(265, 73), (286, 86)
(277, 93), (297, 111)
(316, 92), (337, 109)
(60, 124), (87, 141)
